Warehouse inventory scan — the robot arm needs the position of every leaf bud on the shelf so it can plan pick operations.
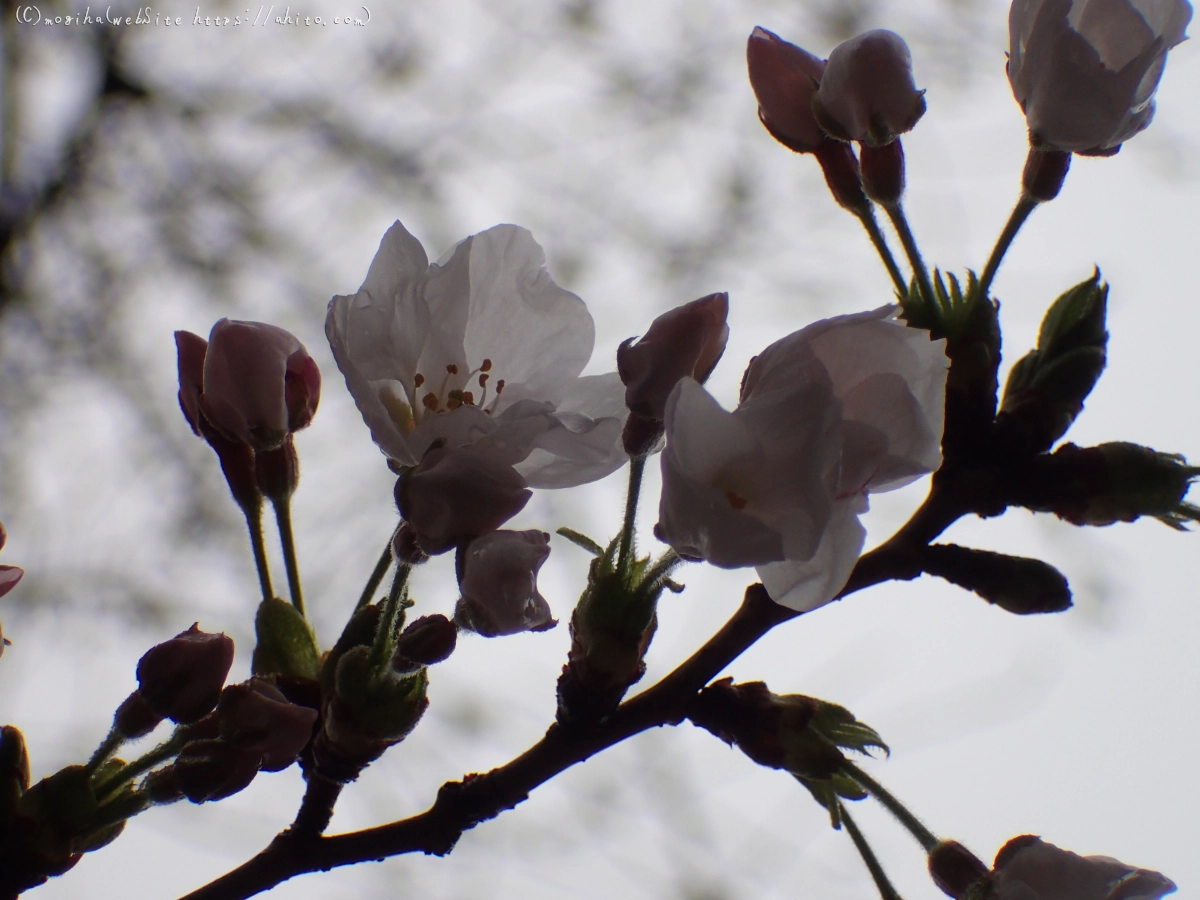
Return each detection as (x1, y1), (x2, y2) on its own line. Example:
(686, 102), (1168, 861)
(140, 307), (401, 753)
(1075, 442), (1200, 528)
(251, 596), (321, 680)
(998, 273), (1108, 455)
(921, 545), (1072, 615)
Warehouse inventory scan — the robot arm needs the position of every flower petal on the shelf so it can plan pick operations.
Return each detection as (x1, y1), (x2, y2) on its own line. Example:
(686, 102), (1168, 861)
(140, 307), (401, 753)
(0, 566), (23, 600)
(326, 221), (433, 466)
(757, 494), (868, 612)
(514, 372), (628, 489)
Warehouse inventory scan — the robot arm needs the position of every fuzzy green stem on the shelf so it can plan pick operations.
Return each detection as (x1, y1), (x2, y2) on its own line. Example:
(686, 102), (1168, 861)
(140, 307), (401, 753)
(244, 503), (274, 602)
(844, 762), (939, 852)
(272, 497), (305, 618)
(883, 202), (935, 306)
(93, 729), (192, 801)
(94, 788), (151, 828)
(855, 206), (908, 297)
(616, 454), (647, 579)
(978, 193), (1039, 298)
(639, 549), (682, 594)
(368, 563), (410, 672)
(85, 727), (125, 777)
(355, 537), (395, 612)
(839, 802), (905, 900)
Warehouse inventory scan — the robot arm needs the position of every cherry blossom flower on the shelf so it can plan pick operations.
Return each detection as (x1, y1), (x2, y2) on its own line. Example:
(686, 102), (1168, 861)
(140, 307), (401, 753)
(984, 835), (1176, 899)
(658, 307), (946, 612)
(1007, 0), (1193, 154)
(814, 30), (926, 146)
(326, 222), (628, 489)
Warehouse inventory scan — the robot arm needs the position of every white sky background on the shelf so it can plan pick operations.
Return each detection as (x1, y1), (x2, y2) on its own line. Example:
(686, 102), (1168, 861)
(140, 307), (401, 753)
(1, 0), (1198, 897)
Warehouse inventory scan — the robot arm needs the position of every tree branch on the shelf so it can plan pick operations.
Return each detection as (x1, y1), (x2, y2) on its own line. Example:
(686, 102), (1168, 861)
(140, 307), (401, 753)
(179, 509), (949, 900)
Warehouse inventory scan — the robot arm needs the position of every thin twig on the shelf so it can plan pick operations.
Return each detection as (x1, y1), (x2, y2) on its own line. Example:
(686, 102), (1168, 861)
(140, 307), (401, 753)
(839, 802), (905, 900)
(272, 498), (305, 618)
(978, 193), (1038, 297)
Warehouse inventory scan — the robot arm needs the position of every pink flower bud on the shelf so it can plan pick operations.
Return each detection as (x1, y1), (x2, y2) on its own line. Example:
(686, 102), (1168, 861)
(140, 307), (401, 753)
(199, 319), (320, 451)
(216, 677), (318, 772)
(113, 691), (164, 739)
(391, 614), (458, 672)
(395, 445), (532, 555)
(984, 835), (1176, 900)
(618, 292), (729, 422)
(928, 840), (989, 899)
(456, 530), (556, 637)
(171, 739), (262, 803)
(174, 331), (262, 513)
(1007, 0), (1192, 155)
(135, 624), (235, 725)
(814, 30), (926, 146)
(747, 27), (827, 153)
(0, 520), (24, 602)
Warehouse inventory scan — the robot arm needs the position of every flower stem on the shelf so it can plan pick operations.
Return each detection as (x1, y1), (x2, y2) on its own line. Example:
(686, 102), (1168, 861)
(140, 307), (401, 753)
(843, 761), (939, 852)
(978, 193), (1039, 298)
(93, 728), (192, 801)
(355, 536), (395, 612)
(244, 503), (274, 602)
(855, 206), (908, 297)
(272, 497), (305, 618)
(84, 727), (125, 776)
(617, 454), (646, 579)
(368, 563), (410, 672)
(883, 201), (935, 306)
(839, 802), (906, 900)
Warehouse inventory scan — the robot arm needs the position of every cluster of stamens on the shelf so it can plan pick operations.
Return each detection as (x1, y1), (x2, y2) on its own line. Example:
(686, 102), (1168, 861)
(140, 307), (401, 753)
(412, 358), (505, 422)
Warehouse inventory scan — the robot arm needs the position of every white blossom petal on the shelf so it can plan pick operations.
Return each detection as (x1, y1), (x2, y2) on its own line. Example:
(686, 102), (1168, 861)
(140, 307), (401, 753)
(757, 494), (868, 612)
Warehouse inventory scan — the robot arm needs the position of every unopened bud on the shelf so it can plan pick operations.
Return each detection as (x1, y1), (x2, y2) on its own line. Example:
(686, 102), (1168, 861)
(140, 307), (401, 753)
(113, 691), (164, 739)
(455, 530), (555, 637)
(217, 677), (318, 772)
(1077, 442), (1200, 528)
(921, 545), (1072, 615)
(391, 521), (429, 566)
(746, 27), (826, 154)
(813, 29), (926, 146)
(136, 624), (235, 725)
(618, 292), (730, 424)
(171, 740), (262, 803)
(392, 614), (458, 673)
(928, 840), (988, 899)
(688, 679), (842, 778)
(200, 318), (321, 452)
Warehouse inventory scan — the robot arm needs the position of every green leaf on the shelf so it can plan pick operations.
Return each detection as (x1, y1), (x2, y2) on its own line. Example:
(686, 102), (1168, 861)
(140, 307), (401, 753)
(252, 596), (321, 679)
(555, 527), (604, 556)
